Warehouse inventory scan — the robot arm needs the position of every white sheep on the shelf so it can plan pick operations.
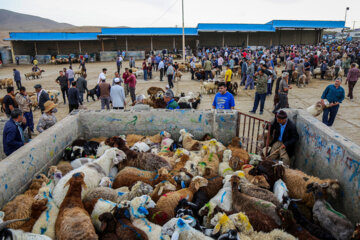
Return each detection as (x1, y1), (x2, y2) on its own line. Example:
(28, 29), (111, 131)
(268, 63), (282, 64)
(273, 179), (291, 209)
(52, 148), (126, 207)
(99, 176), (112, 187)
(96, 142), (111, 157)
(130, 141), (151, 152)
(32, 186), (59, 239)
(219, 149), (234, 177)
(70, 157), (95, 169)
(0, 229), (52, 239)
(91, 198), (119, 231)
(171, 218), (213, 240)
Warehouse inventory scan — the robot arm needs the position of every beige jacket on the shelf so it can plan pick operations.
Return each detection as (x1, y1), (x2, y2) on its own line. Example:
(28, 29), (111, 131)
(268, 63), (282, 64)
(15, 93), (32, 112)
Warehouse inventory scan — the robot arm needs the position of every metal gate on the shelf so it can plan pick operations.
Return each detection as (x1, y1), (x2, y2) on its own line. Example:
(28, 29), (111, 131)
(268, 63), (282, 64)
(236, 112), (271, 156)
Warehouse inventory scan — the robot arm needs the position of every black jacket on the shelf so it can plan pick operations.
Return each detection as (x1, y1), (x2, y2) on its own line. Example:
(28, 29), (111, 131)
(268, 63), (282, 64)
(38, 90), (50, 112)
(270, 118), (299, 157)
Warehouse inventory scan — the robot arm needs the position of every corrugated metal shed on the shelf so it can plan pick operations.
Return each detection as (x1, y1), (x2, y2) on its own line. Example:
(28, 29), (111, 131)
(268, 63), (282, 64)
(5, 32), (99, 41)
(100, 28), (198, 36)
(267, 20), (345, 29)
(197, 23), (275, 32)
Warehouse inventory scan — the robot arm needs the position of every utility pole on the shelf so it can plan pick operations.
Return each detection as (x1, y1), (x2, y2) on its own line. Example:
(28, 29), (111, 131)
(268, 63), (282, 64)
(343, 7), (349, 39)
(182, 0), (185, 63)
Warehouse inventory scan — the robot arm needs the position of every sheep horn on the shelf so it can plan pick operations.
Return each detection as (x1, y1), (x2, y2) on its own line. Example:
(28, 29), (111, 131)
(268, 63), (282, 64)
(0, 218), (30, 231)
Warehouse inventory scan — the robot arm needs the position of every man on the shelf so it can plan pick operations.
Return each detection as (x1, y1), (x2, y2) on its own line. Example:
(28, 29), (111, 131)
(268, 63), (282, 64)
(76, 73), (87, 103)
(285, 58), (295, 83)
(3, 109), (27, 156)
(68, 81), (81, 113)
(334, 57), (342, 80)
(268, 110), (299, 166)
(99, 77), (111, 110)
(147, 63), (152, 80)
(190, 60), (196, 80)
(3, 87), (16, 118)
(343, 55), (351, 77)
(13, 69), (22, 90)
(68, 54), (72, 66)
(128, 69), (137, 104)
(142, 59), (148, 81)
(229, 57), (235, 72)
(34, 84), (49, 113)
(66, 66), (75, 85)
(133, 95), (150, 111)
(296, 59), (305, 86)
(241, 59), (247, 86)
(15, 56), (19, 65)
(212, 82), (235, 110)
(346, 63), (360, 100)
(112, 72), (122, 86)
(158, 59), (165, 81)
(244, 59), (255, 90)
(37, 100), (57, 133)
(218, 55), (224, 71)
(155, 54), (161, 71)
(98, 68), (107, 84)
(166, 62), (174, 89)
(15, 87), (34, 138)
(55, 70), (69, 104)
(304, 57), (311, 85)
(204, 58), (212, 80)
(273, 72), (291, 113)
(321, 78), (345, 127)
(116, 55), (123, 73)
(164, 91), (179, 110)
(84, 52), (89, 63)
(129, 57), (135, 68)
(122, 68), (130, 96)
(110, 78), (126, 110)
(249, 69), (268, 115)
(224, 65), (234, 95)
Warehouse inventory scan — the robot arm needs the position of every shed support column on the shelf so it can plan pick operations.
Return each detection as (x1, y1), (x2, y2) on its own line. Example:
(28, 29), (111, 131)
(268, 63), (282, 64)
(10, 41), (15, 64)
(101, 40), (104, 52)
(300, 29), (302, 44)
(34, 42), (38, 56)
(173, 37), (175, 49)
(270, 37), (272, 47)
(56, 42), (60, 55)
(150, 37), (153, 51)
(79, 41), (81, 54)
(246, 33), (249, 47)
(125, 37), (128, 52)
(222, 34), (225, 47)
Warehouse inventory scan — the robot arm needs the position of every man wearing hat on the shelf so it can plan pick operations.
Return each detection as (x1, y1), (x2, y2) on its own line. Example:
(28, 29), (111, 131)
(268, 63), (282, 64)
(34, 84), (50, 113)
(164, 91), (179, 110)
(268, 110), (299, 166)
(110, 77), (126, 110)
(132, 95), (150, 111)
(36, 100), (57, 133)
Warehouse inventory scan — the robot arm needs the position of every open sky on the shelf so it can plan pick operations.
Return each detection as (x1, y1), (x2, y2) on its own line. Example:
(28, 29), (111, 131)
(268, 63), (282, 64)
(1, 0), (360, 28)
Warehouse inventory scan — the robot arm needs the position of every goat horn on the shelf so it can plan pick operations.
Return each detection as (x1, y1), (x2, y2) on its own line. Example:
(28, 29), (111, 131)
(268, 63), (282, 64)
(0, 218), (30, 231)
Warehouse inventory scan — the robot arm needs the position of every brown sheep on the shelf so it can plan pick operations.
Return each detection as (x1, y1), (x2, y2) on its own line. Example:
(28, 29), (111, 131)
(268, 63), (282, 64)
(283, 168), (340, 208)
(242, 164), (271, 189)
(106, 136), (171, 171)
(248, 160), (284, 189)
(147, 87), (165, 96)
(150, 181), (177, 203)
(19, 199), (48, 232)
(55, 172), (97, 240)
(179, 129), (201, 151)
(56, 161), (73, 176)
(2, 176), (48, 229)
(228, 137), (250, 170)
(126, 133), (163, 147)
(198, 145), (220, 176)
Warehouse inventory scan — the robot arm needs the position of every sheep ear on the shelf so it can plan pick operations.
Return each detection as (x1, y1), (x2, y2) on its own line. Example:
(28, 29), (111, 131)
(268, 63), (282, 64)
(320, 182), (329, 188)
(158, 186), (164, 196)
(64, 179), (71, 189)
(212, 223), (221, 235)
(194, 182), (200, 191)
(100, 221), (107, 232)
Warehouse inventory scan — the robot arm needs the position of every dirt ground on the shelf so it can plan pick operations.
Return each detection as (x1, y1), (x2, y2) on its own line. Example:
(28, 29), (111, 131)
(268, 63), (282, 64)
(0, 60), (359, 145)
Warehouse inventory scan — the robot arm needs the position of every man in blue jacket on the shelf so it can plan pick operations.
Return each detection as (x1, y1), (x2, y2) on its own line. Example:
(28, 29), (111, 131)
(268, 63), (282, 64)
(321, 78), (345, 127)
(3, 109), (27, 156)
(13, 68), (22, 90)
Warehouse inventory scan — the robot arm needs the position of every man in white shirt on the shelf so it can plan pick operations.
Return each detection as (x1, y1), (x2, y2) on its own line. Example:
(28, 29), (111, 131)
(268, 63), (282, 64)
(190, 60), (196, 80)
(117, 56), (123, 73)
(218, 56), (224, 71)
(97, 68), (107, 84)
(110, 78), (126, 110)
(66, 66), (75, 85)
(158, 59), (164, 81)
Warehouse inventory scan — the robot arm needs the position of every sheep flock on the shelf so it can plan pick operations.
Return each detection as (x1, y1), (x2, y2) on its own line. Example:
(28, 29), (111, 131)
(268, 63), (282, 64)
(0, 130), (358, 240)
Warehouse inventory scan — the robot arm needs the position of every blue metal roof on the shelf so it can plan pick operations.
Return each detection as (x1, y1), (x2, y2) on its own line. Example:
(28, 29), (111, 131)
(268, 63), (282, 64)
(5, 32), (99, 41)
(100, 28), (198, 36)
(197, 23), (275, 32)
(267, 20), (345, 29)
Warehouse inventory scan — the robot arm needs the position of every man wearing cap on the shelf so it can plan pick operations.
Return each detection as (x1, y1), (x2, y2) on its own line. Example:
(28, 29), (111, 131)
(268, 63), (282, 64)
(110, 78), (126, 110)
(36, 100), (57, 133)
(55, 70), (69, 104)
(3, 109), (27, 156)
(164, 91), (179, 110)
(321, 78), (345, 127)
(268, 110), (299, 166)
(133, 95), (150, 111)
(273, 72), (291, 113)
(98, 68), (107, 84)
(34, 84), (50, 113)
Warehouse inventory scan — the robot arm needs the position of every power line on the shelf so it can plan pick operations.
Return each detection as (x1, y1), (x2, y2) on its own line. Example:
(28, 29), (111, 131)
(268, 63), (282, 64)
(149, 0), (179, 27)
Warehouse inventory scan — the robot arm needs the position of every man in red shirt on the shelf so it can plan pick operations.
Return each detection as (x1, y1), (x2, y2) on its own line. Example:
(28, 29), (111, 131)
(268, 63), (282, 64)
(122, 68), (130, 96)
(127, 69), (137, 104)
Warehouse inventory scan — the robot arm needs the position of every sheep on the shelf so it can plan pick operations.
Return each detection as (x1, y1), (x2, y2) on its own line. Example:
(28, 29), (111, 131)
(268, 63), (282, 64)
(150, 176), (208, 225)
(307, 182), (354, 240)
(150, 181), (177, 203)
(230, 175), (282, 226)
(219, 149), (234, 177)
(70, 157), (95, 169)
(307, 101), (325, 117)
(277, 208), (320, 240)
(99, 176), (112, 187)
(46, 166), (63, 191)
(19, 199), (48, 232)
(283, 168), (340, 208)
(115, 166), (157, 179)
(352, 224), (360, 240)
(248, 160), (285, 189)
(105, 136), (171, 171)
(97, 212), (118, 240)
(273, 179), (292, 209)
(128, 195), (168, 240)
(131, 141), (151, 152)
(55, 172), (98, 240)
(32, 186), (59, 239)
(241, 164), (271, 189)
(179, 129), (201, 151)
(96, 142), (111, 157)
(0, 228), (52, 240)
(228, 212), (254, 235)
(2, 176), (48, 229)
(210, 212), (238, 237)
(197, 142), (220, 177)
(147, 87), (165, 96)
(201, 82), (216, 94)
(112, 167), (176, 189)
(56, 161), (74, 176)
(171, 218), (213, 240)
(117, 181), (153, 202)
(53, 148), (127, 207)
(227, 137), (250, 170)
(239, 229), (297, 240)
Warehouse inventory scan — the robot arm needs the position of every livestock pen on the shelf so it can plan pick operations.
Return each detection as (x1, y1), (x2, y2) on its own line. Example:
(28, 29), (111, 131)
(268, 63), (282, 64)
(0, 109), (359, 223)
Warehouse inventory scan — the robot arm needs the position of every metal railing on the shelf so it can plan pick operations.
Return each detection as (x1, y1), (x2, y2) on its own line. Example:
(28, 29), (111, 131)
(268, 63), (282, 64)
(236, 111), (271, 156)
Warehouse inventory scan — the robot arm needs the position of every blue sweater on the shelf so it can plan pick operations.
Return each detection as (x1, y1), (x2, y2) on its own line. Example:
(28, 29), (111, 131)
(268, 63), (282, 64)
(321, 85), (345, 103)
(3, 119), (26, 156)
